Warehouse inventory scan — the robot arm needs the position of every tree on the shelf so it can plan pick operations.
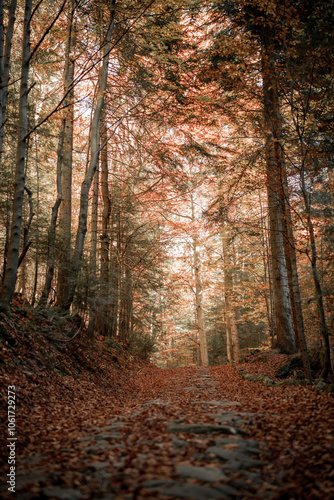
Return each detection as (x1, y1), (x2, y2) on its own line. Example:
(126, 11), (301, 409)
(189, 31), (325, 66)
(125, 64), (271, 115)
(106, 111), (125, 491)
(63, 0), (116, 310)
(56, 0), (76, 307)
(0, 0), (32, 315)
(0, 0), (17, 184)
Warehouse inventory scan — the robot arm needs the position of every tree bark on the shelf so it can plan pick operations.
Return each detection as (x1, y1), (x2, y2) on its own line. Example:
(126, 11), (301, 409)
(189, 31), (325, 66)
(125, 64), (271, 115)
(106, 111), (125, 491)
(39, 120), (65, 306)
(63, 1), (116, 310)
(281, 181), (312, 379)
(96, 105), (113, 335)
(0, 0), (32, 315)
(222, 223), (240, 364)
(191, 194), (208, 366)
(87, 167), (99, 337)
(56, 0), (76, 306)
(0, 0), (17, 184)
(261, 33), (296, 354)
(18, 186), (34, 296)
(300, 166), (331, 378)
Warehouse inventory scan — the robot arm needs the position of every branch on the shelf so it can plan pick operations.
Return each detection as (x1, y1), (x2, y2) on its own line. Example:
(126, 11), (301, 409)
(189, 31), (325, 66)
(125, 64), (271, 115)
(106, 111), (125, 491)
(45, 327), (81, 343)
(28, 0), (67, 64)
(17, 241), (32, 269)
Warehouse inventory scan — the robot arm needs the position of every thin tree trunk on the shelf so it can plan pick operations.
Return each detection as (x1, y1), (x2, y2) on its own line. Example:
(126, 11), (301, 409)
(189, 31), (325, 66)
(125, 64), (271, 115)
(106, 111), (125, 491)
(0, 0), (17, 184)
(0, 0), (32, 315)
(222, 224), (239, 364)
(63, 1), (116, 310)
(281, 183), (312, 379)
(87, 167), (99, 337)
(230, 312), (240, 363)
(191, 194), (208, 367)
(109, 205), (120, 337)
(39, 122), (65, 306)
(96, 105), (112, 335)
(1, 198), (10, 285)
(31, 136), (40, 306)
(261, 34), (296, 354)
(225, 313), (233, 363)
(121, 263), (132, 341)
(300, 166), (331, 378)
(56, 0), (76, 305)
(18, 186), (34, 296)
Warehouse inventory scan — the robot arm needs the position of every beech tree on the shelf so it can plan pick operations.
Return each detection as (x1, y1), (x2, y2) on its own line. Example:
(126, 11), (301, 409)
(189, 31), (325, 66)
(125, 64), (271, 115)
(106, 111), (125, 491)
(0, 0), (32, 315)
(62, 0), (116, 310)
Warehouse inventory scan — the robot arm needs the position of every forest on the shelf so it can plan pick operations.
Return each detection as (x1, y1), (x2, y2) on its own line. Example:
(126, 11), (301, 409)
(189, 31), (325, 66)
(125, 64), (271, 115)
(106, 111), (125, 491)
(0, 0), (334, 499)
(0, 0), (333, 372)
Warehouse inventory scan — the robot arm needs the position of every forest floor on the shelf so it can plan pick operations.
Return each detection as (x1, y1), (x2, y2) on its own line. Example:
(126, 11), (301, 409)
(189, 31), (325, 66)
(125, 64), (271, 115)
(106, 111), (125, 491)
(0, 306), (334, 500)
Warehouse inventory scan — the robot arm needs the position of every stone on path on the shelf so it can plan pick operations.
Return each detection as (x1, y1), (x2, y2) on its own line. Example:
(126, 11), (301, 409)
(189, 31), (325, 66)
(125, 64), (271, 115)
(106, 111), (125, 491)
(207, 446), (266, 467)
(42, 487), (82, 499)
(175, 465), (227, 482)
(143, 481), (228, 499)
(190, 401), (242, 407)
(167, 422), (248, 436)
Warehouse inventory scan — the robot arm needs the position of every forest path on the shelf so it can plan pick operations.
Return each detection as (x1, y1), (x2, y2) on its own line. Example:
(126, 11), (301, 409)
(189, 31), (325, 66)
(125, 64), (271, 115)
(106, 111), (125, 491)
(5, 364), (334, 500)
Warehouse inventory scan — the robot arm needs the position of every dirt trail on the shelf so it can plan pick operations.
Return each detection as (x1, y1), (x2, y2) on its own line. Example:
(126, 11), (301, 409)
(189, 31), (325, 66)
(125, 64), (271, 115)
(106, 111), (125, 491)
(2, 365), (333, 500)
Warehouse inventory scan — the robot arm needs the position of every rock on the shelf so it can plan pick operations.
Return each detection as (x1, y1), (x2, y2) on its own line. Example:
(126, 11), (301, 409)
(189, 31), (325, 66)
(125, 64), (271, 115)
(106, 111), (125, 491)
(142, 479), (175, 488)
(94, 424), (124, 433)
(95, 433), (120, 441)
(21, 455), (44, 465)
(314, 380), (327, 391)
(214, 437), (267, 453)
(263, 376), (275, 386)
(173, 438), (190, 448)
(85, 441), (110, 453)
(206, 412), (244, 425)
(144, 481), (226, 499)
(206, 446), (266, 467)
(175, 465), (227, 482)
(42, 487), (82, 499)
(297, 379), (310, 386)
(17, 474), (53, 489)
(142, 399), (168, 406)
(275, 356), (303, 379)
(190, 401), (242, 407)
(167, 422), (248, 436)
(87, 461), (110, 470)
(282, 379), (298, 386)
(215, 483), (240, 496)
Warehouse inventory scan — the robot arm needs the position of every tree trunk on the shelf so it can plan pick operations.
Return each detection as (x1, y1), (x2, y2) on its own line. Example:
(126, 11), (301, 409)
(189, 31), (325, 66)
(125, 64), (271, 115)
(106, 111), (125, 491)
(56, 0), (76, 306)
(108, 205), (120, 337)
(87, 167), (99, 337)
(0, 0), (17, 184)
(62, 1), (116, 310)
(191, 194), (208, 366)
(222, 224), (240, 364)
(0, 0), (32, 315)
(18, 186), (34, 296)
(261, 34), (296, 354)
(281, 182), (312, 379)
(39, 120), (65, 306)
(300, 166), (331, 378)
(119, 263), (132, 342)
(96, 105), (113, 335)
